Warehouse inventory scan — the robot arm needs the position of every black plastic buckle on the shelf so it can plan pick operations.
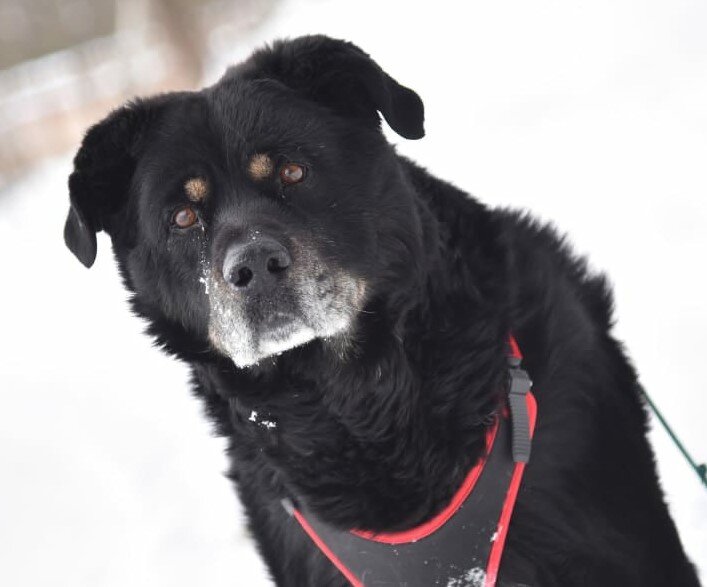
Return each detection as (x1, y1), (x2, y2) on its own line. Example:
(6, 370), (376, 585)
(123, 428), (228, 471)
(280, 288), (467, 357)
(508, 361), (533, 463)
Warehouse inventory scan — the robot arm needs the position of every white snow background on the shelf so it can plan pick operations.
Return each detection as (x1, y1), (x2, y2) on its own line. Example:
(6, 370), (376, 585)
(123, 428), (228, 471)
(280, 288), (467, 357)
(1, 1), (705, 585)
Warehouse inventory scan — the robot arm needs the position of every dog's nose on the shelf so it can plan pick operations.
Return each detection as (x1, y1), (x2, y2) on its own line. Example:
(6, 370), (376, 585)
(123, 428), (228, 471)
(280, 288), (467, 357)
(222, 236), (291, 291)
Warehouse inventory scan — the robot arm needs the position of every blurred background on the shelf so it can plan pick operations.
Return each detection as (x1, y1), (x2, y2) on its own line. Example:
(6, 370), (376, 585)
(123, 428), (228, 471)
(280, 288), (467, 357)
(0, 0), (705, 585)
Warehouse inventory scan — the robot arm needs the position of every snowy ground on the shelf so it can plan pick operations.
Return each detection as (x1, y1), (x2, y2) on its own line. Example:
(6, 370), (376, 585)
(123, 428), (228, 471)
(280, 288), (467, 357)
(1, 1), (705, 585)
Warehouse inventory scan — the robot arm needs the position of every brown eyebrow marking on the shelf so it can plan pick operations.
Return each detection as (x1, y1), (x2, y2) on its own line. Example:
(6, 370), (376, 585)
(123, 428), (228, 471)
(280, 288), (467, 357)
(247, 153), (274, 180)
(184, 177), (209, 202)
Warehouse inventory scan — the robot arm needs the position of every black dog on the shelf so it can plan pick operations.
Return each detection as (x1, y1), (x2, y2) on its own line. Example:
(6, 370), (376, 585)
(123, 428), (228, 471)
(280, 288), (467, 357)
(64, 35), (699, 586)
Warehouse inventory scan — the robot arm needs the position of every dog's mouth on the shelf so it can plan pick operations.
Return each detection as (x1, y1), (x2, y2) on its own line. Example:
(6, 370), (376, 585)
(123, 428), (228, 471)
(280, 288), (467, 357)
(204, 268), (366, 368)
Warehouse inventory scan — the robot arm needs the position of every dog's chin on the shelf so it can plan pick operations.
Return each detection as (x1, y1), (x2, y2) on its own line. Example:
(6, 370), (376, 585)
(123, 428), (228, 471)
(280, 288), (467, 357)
(247, 321), (318, 366)
(210, 313), (351, 368)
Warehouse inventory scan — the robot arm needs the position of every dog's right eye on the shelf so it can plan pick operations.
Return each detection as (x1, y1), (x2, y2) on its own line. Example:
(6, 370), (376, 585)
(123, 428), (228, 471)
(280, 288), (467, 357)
(172, 206), (199, 229)
(279, 163), (306, 185)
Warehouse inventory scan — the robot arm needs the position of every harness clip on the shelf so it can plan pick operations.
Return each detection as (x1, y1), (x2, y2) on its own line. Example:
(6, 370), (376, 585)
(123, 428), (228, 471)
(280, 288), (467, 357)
(508, 364), (533, 463)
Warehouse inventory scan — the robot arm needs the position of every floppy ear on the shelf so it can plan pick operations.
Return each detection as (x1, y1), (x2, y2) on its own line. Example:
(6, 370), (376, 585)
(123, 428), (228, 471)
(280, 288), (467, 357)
(235, 35), (425, 140)
(64, 100), (156, 268)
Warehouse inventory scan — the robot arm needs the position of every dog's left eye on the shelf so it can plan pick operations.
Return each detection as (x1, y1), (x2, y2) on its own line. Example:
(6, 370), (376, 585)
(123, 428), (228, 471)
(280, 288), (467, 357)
(172, 206), (199, 229)
(279, 163), (306, 185)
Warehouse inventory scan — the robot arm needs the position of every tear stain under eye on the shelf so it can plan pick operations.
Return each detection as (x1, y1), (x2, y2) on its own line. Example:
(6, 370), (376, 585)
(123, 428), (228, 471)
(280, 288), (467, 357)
(199, 272), (210, 295)
(197, 228), (211, 295)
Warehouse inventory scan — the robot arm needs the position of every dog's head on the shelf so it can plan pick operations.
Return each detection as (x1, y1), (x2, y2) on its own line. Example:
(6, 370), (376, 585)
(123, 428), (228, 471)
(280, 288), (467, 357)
(64, 35), (425, 367)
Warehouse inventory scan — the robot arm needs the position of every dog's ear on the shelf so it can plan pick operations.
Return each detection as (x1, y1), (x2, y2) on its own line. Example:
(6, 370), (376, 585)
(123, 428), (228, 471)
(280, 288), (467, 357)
(64, 99), (158, 268)
(236, 35), (425, 140)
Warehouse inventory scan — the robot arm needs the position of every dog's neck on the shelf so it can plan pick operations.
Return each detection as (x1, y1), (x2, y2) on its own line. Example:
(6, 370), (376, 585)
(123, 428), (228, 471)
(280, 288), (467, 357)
(199, 170), (512, 532)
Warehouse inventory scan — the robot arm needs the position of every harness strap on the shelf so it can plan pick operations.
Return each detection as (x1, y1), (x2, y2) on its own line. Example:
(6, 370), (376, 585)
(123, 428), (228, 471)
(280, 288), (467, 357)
(288, 336), (536, 587)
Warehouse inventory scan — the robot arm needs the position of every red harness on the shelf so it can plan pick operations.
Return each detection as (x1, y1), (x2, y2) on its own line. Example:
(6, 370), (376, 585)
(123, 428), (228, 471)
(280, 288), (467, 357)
(286, 337), (537, 586)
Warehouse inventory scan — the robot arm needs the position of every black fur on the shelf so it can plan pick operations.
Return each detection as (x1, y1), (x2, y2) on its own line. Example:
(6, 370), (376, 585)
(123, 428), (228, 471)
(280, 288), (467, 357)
(64, 35), (700, 586)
